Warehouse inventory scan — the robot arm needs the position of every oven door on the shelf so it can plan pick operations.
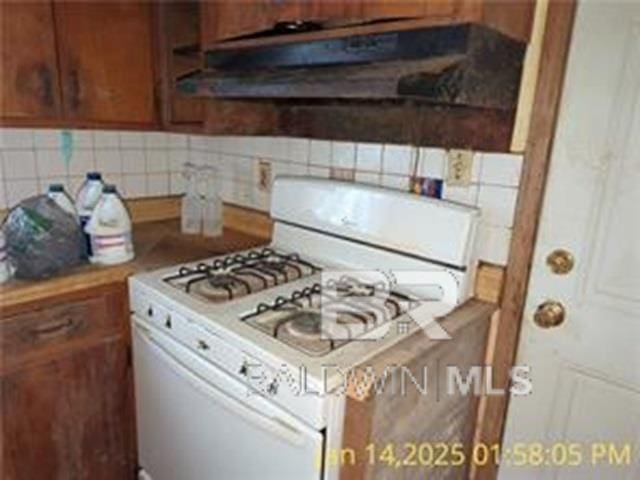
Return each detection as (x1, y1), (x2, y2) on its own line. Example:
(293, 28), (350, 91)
(132, 317), (324, 480)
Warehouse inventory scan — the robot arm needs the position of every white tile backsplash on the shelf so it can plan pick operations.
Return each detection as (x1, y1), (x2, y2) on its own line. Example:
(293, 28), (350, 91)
(355, 171), (381, 185)
(123, 174), (147, 198)
(121, 149), (146, 174)
(68, 149), (95, 175)
(0, 128), (524, 266)
(95, 149), (122, 174)
(477, 185), (519, 228)
(1, 128), (34, 149)
(36, 150), (67, 177)
(145, 149), (169, 173)
(119, 131), (144, 148)
(331, 141), (356, 169)
(3, 150), (37, 179)
(418, 147), (447, 179)
(480, 152), (523, 187)
(382, 173), (409, 191)
(93, 130), (120, 148)
(72, 130), (94, 148)
(6, 179), (38, 205)
(356, 143), (383, 172)
(476, 223), (513, 265)
(34, 129), (61, 148)
(147, 173), (169, 197)
(383, 144), (416, 175)
(309, 140), (331, 167)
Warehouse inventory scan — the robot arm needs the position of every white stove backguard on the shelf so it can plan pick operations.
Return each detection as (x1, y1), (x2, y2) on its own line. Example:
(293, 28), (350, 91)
(271, 176), (480, 270)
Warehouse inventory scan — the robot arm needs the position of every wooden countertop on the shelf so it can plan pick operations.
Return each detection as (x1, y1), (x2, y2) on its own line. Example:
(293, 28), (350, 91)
(0, 220), (267, 311)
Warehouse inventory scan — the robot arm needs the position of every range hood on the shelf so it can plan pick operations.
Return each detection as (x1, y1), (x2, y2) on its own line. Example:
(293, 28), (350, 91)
(178, 23), (525, 110)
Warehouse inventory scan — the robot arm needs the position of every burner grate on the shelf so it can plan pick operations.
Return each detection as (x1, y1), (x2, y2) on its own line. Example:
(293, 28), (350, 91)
(242, 277), (416, 356)
(163, 248), (320, 303)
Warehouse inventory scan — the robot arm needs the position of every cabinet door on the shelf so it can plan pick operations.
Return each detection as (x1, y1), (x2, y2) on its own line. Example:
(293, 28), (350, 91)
(0, 1), (62, 119)
(1, 339), (134, 480)
(202, 0), (315, 45)
(361, 0), (457, 20)
(202, 0), (274, 45)
(54, 1), (156, 125)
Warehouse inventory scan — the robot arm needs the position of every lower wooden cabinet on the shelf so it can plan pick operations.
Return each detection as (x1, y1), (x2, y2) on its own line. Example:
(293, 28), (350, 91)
(1, 283), (136, 480)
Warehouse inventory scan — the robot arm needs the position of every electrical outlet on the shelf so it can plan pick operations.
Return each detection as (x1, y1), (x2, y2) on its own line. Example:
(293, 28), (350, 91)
(446, 149), (474, 186)
(257, 160), (272, 192)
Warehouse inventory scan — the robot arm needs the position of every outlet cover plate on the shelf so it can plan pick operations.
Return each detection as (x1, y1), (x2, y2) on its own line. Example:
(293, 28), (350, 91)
(446, 149), (474, 186)
(257, 160), (272, 192)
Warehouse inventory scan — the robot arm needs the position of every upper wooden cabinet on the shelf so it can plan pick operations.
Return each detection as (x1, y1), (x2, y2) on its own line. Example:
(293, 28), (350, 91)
(156, 1), (205, 129)
(0, 1), (157, 127)
(54, 1), (156, 125)
(0, 1), (62, 119)
(202, 0), (534, 46)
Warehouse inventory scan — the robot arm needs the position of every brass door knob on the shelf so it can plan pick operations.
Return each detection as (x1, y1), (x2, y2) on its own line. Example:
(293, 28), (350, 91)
(546, 249), (575, 275)
(534, 301), (566, 328)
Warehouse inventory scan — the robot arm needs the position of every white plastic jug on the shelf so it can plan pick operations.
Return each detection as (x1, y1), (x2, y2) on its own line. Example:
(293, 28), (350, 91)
(75, 172), (104, 255)
(47, 183), (77, 219)
(0, 231), (11, 284)
(85, 185), (134, 265)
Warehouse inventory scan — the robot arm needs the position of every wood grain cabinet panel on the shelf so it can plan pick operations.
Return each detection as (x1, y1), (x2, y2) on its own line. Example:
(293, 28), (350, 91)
(202, 0), (275, 44)
(1, 283), (135, 480)
(1, 291), (123, 373)
(1, 339), (134, 480)
(0, 1), (62, 119)
(53, 1), (156, 125)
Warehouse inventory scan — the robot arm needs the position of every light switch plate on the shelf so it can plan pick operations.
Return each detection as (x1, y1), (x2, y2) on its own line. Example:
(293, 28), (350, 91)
(447, 149), (474, 186)
(256, 160), (272, 192)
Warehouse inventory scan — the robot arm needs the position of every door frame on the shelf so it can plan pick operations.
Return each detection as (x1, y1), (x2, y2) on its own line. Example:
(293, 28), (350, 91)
(472, 1), (577, 479)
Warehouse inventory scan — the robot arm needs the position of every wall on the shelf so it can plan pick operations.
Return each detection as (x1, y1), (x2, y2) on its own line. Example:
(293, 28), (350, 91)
(0, 128), (522, 265)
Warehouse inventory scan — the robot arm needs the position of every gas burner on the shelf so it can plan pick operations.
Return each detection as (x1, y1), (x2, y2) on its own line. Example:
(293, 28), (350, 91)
(243, 279), (416, 357)
(208, 273), (239, 288)
(163, 248), (320, 303)
(281, 310), (323, 339)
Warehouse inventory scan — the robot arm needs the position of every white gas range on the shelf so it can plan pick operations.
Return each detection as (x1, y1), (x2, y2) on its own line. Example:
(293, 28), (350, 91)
(129, 177), (479, 480)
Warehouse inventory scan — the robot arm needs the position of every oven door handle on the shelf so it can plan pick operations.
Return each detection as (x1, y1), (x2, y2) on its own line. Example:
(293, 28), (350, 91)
(134, 323), (308, 447)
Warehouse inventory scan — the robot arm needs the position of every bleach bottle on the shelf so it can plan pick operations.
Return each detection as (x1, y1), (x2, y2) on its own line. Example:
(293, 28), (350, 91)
(85, 184), (134, 265)
(47, 183), (78, 219)
(76, 172), (104, 256)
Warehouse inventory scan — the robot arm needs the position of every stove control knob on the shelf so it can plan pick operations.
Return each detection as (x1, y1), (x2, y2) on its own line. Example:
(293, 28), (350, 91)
(147, 306), (154, 318)
(267, 380), (279, 395)
(197, 339), (210, 351)
(164, 315), (172, 329)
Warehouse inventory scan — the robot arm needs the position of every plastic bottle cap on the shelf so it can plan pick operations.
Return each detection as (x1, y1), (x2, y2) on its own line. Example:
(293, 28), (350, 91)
(48, 183), (65, 192)
(102, 184), (117, 194)
(87, 172), (102, 181)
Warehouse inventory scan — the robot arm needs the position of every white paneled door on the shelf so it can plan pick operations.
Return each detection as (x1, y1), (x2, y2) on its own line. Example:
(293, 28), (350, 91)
(500, 2), (640, 479)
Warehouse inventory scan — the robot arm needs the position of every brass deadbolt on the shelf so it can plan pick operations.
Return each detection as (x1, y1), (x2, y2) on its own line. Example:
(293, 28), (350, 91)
(546, 249), (575, 275)
(534, 301), (566, 328)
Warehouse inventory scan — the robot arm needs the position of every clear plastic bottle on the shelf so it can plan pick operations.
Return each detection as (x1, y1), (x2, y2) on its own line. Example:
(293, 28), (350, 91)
(181, 163), (203, 235)
(47, 183), (78, 219)
(75, 172), (104, 256)
(85, 184), (134, 265)
(202, 167), (223, 237)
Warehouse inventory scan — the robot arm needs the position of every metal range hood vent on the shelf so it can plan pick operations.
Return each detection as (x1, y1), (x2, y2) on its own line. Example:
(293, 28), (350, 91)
(178, 23), (526, 110)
